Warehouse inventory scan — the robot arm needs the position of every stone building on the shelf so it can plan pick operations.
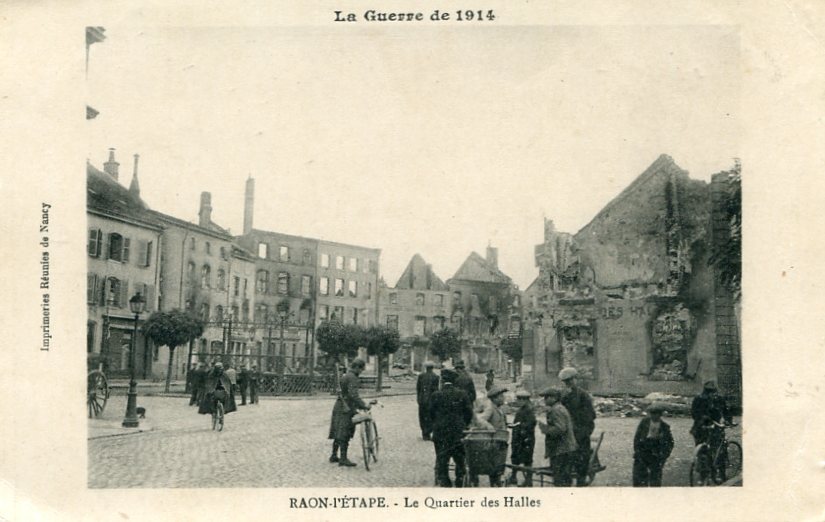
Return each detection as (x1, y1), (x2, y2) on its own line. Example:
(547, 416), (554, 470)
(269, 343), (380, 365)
(87, 151), (162, 378)
(378, 254), (451, 370)
(525, 155), (742, 405)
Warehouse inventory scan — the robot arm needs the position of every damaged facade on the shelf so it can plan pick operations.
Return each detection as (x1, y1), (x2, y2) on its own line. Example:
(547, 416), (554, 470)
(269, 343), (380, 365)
(524, 155), (741, 406)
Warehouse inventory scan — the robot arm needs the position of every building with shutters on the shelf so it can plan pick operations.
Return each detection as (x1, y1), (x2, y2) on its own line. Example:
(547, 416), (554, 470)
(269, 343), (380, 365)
(87, 151), (162, 378)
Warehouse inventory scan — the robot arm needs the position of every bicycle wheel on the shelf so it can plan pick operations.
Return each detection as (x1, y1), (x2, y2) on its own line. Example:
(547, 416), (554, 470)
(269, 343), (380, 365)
(713, 441), (742, 484)
(689, 446), (710, 486)
(212, 406), (218, 430)
(360, 423), (370, 471)
(370, 421), (379, 463)
(216, 401), (225, 432)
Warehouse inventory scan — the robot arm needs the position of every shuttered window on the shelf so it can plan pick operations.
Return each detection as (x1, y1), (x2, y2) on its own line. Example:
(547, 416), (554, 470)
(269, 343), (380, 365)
(88, 229), (102, 257)
(87, 274), (98, 304)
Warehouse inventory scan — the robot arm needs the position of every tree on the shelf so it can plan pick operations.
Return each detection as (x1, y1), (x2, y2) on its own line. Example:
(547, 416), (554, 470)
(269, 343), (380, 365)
(364, 325), (400, 391)
(143, 309), (205, 392)
(708, 160), (742, 301)
(316, 320), (364, 389)
(430, 327), (461, 362)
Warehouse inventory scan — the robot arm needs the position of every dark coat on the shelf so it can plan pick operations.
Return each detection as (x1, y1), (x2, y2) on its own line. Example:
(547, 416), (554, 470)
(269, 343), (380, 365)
(454, 370), (476, 403)
(328, 371), (368, 441)
(429, 384), (473, 442)
(561, 386), (596, 442)
(417, 371), (440, 405)
(197, 370), (238, 414)
(690, 392), (732, 436)
(237, 368), (249, 387)
(540, 403), (578, 457)
(511, 402), (537, 464)
(191, 367), (207, 389)
(633, 417), (674, 463)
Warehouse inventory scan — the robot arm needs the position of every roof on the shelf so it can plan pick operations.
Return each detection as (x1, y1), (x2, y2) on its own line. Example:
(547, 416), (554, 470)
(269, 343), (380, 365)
(449, 251), (512, 285)
(86, 163), (162, 228)
(149, 209), (233, 241)
(241, 228), (381, 254)
(394, 254), (448, 290)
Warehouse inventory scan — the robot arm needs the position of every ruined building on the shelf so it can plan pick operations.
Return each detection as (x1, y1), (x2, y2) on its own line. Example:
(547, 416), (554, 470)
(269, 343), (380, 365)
(523, 155), (741, 406)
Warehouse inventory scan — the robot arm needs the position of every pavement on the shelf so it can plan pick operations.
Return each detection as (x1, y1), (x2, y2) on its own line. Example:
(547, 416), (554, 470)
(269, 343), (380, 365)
(88, 390), (742, 488)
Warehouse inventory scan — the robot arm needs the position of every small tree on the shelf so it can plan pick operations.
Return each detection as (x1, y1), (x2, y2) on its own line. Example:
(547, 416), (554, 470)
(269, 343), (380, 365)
(501, 336), (523, 382)
(143, 309), (205, 392)
(316, 320), (364, 390)
(430, 327), (461, 363)
(364, 325), (400, 391)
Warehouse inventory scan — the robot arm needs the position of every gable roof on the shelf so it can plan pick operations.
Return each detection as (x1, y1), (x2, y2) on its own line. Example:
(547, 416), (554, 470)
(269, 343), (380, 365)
(394, 254), (448, 290)
(87, 163), (162, 228)
(450, 251), (512, 285)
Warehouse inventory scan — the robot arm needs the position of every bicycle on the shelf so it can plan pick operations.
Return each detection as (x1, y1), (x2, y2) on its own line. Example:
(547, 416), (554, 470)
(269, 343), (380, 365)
(689, 421), (741, 486)
(352, 400), (381, 471)
(209, 390), (227, 432)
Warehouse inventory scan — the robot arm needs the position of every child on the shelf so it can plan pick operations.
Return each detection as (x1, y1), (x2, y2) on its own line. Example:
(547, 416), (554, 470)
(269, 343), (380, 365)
(632, 402), (675, 487)
(538, 388), (578, 487)
(507, 390), (537, 487)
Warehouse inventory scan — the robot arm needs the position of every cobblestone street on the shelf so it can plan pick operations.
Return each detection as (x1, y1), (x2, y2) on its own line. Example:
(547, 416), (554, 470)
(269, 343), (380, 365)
(89, 393), (741, 488)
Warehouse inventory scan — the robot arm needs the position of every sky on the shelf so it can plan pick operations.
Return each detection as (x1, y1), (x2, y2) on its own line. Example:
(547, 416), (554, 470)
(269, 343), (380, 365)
(86, 25), (740, 289)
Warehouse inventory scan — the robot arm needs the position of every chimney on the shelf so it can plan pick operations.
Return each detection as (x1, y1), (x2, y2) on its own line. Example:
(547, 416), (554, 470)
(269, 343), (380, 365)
(128, 154), (141, 197)
(199, 191), (212, 228)
(486, 245), (499, 269)
(243, 176), (255, 235)
(103, 148), (119, 180)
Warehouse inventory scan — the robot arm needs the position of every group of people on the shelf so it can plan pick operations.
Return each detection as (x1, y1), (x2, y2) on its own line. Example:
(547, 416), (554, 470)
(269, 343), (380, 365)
(187, 361), (263, 421)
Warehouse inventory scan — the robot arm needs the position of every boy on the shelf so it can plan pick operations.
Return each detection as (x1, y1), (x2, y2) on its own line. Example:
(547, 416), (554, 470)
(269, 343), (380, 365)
(507, 390), (537, 487)
(632, 402), (674, 487)
(538, 387), (578, 487)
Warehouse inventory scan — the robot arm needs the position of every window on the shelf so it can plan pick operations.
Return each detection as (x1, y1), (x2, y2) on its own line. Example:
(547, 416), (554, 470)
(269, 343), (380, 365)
(320, 277), (329, 296)
(301, 275), (312, 296)
(243, 278), (248, 298)
(416, 293), (425, 306)
(105, 277), (122, 307)
(233, 276), (240, 296)
(205, 241), (211, 255)
(137, 240), (153, 267)
(278, 272), (289, 295)
(255, 304), (268, 323)
(434, 316), (446, 330)
(349, 257), (358, 272)
(220, 246), (226, 259)
(435, 294), (444, 307)
(348, 280), (357, 297)
(215, 305), (224, 321)
(319, 305), (329, 320)
(334, 278), (344, 297)
(414, 316), (427, 336)
(366, 282), (373, 300)
(299, 308), (310, 324)
(187, 261), (196, 282)
(217, 269), (226, 290)
(87, 321), (95, 353)
(303, 249), (312, 265)
(489, 296), (497, 311)
(389, 292), (398, 305)
(88, 228), (102, 257)
(242, 301), (249, 322)
(362, 260), (369, 274)
(87, 273), (99, 304)
(232, 306), (239, 321)
(258, 242), (268, 259)
(190, 237), (196, 251)
(353, 308), (359, 325)
(513, 295), (520, 307)
(321, 253), (329, 268)
(453, 291), (462, 305)
(201, 265), (211, 288)
(335, 256), (344, 270)
(452, 314), (463, 333)
(368, 260), (377, 273)
(108, 233), (124, 262)
(333, 306), (344, 321)
(279, 245), (290, 262)
(386, 315), (399, 330)
(256, 270), (269, 294)
(199, 303), (210, 321)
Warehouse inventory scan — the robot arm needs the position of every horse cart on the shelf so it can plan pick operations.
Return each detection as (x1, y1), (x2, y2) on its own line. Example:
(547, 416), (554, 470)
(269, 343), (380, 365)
(87, 354), (110, 418)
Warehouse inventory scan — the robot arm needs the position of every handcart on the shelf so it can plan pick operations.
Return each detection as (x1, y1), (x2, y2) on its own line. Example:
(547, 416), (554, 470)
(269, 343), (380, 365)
(432, 429), (507, 487)
(503, 431), (607, 487)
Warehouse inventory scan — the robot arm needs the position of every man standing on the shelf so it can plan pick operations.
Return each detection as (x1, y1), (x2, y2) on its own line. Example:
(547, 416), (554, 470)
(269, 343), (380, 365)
(559, 367), (596, 486)
(507, 390), (537, 486)
(453, 360), (476, 405)
(690, 380), (733, 445)
(538, 387), (578, 487)
(249, 364), (260, 404)
(632, 403), (674, 487)
(328, 358), (371, 467)
(485, 369), (495, 392)
(189, 362), (206, 406)
(429, 368), (473, 487)
(197, 362), (238, 416)
(474, 385), (510, 487)
(416, 361), (440, 440)
(225, 364), (238, 397)
(237, 366), (249, 406)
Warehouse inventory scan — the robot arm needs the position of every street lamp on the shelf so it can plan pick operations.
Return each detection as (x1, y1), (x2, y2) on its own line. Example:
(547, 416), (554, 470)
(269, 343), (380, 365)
(122, 292), (146, 428)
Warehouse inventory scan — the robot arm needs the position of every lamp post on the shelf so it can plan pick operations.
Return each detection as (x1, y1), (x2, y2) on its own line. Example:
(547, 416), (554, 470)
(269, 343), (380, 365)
(122, 292), (146, 428)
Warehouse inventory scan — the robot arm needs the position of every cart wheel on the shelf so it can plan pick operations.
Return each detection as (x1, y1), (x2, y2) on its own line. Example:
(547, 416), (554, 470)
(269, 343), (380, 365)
(87, 370), (109, 418)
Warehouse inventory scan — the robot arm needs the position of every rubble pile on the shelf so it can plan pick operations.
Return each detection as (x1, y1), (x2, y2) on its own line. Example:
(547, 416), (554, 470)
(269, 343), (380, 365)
(593, 392), (692, 417)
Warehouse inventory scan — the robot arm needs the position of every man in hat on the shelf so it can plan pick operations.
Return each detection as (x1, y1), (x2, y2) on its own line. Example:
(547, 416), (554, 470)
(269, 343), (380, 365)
(417, 361), (441, 440)
(474, 385), (510, 486)
(690, 380), (733, 446)
(328, 358), (371, 467)
(189, 361), (207, 406)
(453, 360), (477, 405)
(558, 367), (596, 486)
(507, 390), (537, 486)
(632, 402), (674, 487)
(429, 368), (473, 487)
(237, 366), (249, 406)
(248, 364), (260, 404)
(538, 387), (578, 487)
(198, 362), (238, 416)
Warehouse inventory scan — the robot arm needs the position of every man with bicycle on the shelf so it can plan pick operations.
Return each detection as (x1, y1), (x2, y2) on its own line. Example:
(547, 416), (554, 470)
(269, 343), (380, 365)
(328, 358), (370, 467)
(197, 362), (238, 417)
(690, 380), (733, 445)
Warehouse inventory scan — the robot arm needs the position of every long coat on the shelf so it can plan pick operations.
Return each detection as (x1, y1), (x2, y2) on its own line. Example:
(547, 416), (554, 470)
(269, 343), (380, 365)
(690, 392), (732, 438)
(429, 384), (473, 442)
(511, 402), (537, 464)
(633, 417), (674, 464)
(417, 371), (441, 405)
(475, 400), (510, 443)
(197, 370), (238, 414)
(561, 386), (596, 443)
(328, 371), (368, 441)
(540, 403), (578, 457)
(454, 370), (477, 403)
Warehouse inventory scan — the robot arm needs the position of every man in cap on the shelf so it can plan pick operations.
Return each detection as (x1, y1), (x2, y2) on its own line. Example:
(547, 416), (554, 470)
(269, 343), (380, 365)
(558, 367), (596, 486)
(417, 361), (441, 440)
(453, 360), (477, 405)
(507, 390), (537, 486)
(328, 358), (371, 467)
(474, 385), (510, 486)
(538, 387), (577, 487)
(198, 361), (238, 416)
(429, 368), (473, 487)
(690, 380), (733, 446)
(632, 402), (674, 487)
(189, 361), (207, 406)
